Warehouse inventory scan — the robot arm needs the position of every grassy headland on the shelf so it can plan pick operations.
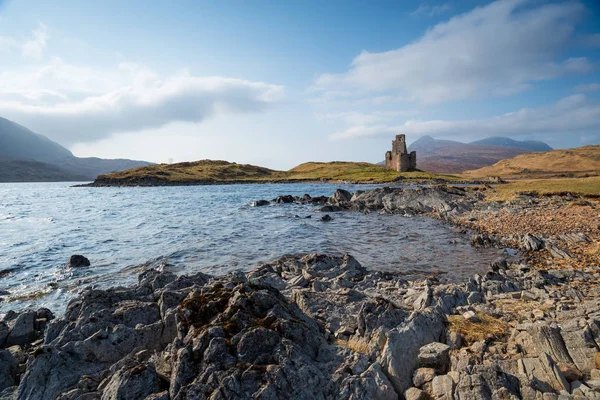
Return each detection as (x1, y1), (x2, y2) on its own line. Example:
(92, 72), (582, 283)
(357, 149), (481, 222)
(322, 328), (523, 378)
(481, 176), (600, 201)
(90, 160), (462, 186)
(462, 145), (600, 179)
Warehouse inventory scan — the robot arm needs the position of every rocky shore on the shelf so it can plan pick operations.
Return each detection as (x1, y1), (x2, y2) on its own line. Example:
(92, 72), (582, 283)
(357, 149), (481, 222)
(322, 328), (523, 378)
(2, 185), (600, 399)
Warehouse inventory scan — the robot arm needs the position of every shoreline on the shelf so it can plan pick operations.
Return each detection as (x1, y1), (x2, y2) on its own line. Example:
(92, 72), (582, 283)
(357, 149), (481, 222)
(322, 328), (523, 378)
(1, 186), (599, 399)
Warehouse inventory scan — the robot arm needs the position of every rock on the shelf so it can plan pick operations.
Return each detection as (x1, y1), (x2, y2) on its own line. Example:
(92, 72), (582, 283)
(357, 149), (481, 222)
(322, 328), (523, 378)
(6, 310), (36, 346)
(66, 255), (90, 268)
(321, 214), (333, 222)
(0, 350), (18, 391)
(101, 363), (160, 400)
(0, 322), (8, 347)
(405, 387), (428, 400)
(418, 342), (451, 371)
(467, 291), (484, 305)
(339, 362), (397, 400)
(320, 205), (344, 212)
(519, 234), (545, 251)
(273, 195), (296, 203)
(447, 331), (463, 350)
(413, 367), (436, 388)
(330, 189), (353, 205)
(250, 200), (269, 207)
(462, 310), (480, 323)
(378, 310), (445, 394)
(431, 374), (454, 399)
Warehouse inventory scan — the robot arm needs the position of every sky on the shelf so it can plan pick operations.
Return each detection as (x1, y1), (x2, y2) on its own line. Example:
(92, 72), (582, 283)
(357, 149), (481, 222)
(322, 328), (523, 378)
(0, 0), (599, 169)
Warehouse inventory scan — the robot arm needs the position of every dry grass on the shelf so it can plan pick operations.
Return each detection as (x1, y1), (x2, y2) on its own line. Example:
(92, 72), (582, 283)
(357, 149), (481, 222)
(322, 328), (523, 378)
(462, 145), (600, 179)
(334, 336), (371, 354)
(482, 176), (600, 201)
(447, 313), (508, 344)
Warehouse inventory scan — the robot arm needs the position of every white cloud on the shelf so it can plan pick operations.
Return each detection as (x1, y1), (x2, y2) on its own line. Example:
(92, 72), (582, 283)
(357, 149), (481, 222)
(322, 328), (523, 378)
(21, 23), (48, 59)
(0, 63), (284, 144)
(331, 94), (600, 140)
(574, 83), (600, 93)
(317, 110), (418, 125)
(314, 0), (591, 104)
(411, 3), (451, 17)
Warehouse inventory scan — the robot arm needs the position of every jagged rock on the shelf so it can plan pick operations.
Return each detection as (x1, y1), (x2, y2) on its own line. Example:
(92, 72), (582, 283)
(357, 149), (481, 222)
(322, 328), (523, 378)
(101, 362), (161, 400)
(0, 322), (8, 347)
(66, 254), (90, 268)
(6, 310), (36, 346)
(330, 189), (353, 205)
(378, 310), (445, 394)
(418, 342), (451, 372)
(518, 353), (570, 393)
(0, 350), (18, 391)
(519, 234), (545, 251)
(413, 367), (436, 387)
(338, 363), (397, 400)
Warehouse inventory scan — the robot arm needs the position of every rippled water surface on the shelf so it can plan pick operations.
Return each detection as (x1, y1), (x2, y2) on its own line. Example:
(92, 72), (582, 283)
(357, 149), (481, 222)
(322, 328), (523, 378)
(1, 182), (507, 313)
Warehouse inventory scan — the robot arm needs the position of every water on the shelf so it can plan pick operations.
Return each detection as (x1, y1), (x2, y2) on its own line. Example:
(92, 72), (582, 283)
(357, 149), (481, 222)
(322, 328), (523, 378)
(0, 182), (507, 314)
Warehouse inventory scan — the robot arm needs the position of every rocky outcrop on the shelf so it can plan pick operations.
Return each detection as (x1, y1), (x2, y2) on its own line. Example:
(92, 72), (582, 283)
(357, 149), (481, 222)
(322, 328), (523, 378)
(4, 248), (600, 399)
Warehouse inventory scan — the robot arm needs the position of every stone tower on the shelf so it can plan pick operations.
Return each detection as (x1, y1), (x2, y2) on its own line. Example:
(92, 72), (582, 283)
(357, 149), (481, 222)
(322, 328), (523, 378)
(385, 134), (417, 172)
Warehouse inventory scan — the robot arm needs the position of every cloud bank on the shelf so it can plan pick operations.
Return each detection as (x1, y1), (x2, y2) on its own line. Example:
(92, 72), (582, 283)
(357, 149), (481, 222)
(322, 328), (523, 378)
(0, 28), (284, 145)
(314, 0), (591, 104)
(331, 95), (600, 140)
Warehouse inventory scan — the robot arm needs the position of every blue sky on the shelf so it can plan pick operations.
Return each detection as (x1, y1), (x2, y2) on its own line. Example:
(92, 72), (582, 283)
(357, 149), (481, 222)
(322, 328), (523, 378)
(0, 0), (599, 168)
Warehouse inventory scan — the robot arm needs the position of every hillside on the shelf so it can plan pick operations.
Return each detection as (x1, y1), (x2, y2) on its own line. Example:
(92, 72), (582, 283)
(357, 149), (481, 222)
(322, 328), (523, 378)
(470, 137), (552, 152)
(90, 160), (460, 186)
(0, 117), (151, 181)
(407, 136), (532, 174)
(0, 160), (87, 182)
(0, 117), (74, 163)
(462, 145), (600, 179)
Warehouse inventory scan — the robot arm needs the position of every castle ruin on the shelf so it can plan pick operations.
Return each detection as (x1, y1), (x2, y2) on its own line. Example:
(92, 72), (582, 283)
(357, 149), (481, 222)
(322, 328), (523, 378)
(385, 134), (416, 172)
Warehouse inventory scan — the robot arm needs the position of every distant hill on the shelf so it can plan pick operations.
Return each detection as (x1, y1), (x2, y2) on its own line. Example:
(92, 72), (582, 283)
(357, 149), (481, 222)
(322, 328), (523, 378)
(0, 117), (151, 182)
(469, 137), (552, 152)
(0, 160), (87, 182)
(462, 145), (600, 179)
(0, 117), (74, 163)
(404, 136), (537, 174)
(89, 160), (459, 186)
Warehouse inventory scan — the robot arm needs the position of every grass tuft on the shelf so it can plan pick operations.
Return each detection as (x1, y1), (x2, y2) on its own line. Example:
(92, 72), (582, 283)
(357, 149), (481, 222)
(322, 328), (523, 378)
(447, 313), (508, 345)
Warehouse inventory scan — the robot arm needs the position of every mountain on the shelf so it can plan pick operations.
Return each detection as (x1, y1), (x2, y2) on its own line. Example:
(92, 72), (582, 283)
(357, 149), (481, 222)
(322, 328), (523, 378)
(0, 117), (152, 181)
(398, 136), (551, 174)
(0, 117), (74, 163)
(462, 145), (600, 179)
(469, 137), (552, 152)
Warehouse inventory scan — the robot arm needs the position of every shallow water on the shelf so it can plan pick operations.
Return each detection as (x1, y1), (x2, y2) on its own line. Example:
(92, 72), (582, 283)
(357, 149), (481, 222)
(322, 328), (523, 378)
(0, 182), (507, 313)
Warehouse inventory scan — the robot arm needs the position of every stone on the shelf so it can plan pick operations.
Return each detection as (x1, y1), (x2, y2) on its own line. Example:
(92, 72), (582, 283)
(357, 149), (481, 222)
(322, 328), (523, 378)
(250, 200), (269, 207)
(404, 387), (428, 400)
(378, 310), (445, 394)
(321, 214), (333, 221)
(66, 254), (90, 268)
(101, 363), (160, 400)
(431, 374), (454, 399)
(467, 291), (484, 305)
(462, 310), (479, 323)
(413, 367), (436, 387)
(6, 310), (36, 346)
(330, 189), (353, 205)
(447, 331), (463, 349)
(418, 342), (451, 373)
(0, 350), (18, 391)
(385, 134), (417, 172)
